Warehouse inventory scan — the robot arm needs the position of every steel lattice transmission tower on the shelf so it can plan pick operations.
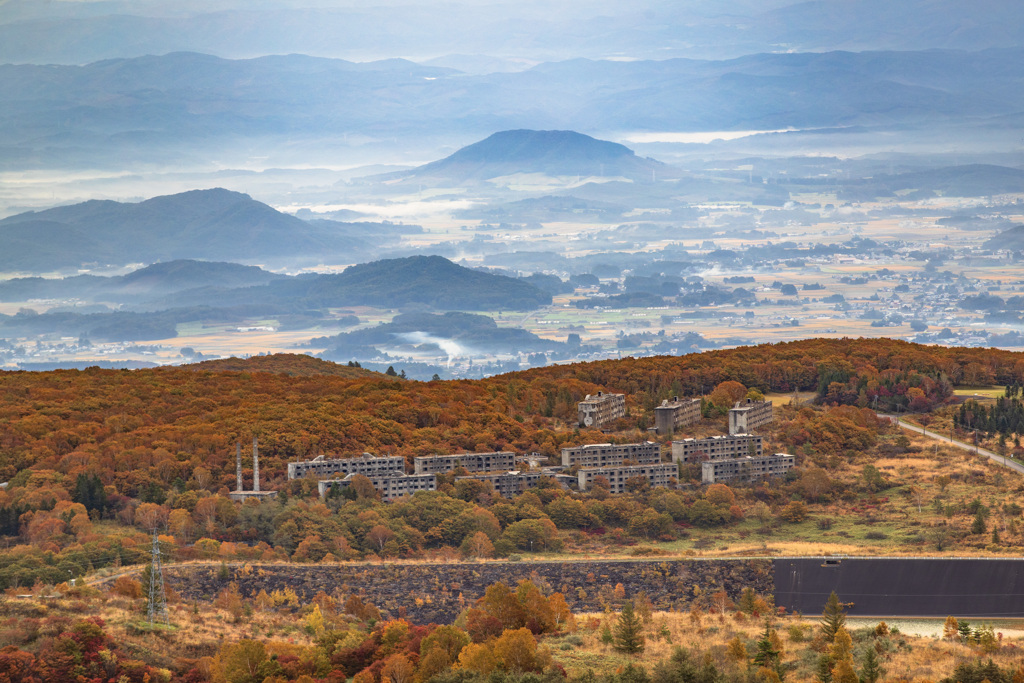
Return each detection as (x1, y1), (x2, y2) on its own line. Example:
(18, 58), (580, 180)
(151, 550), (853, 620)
(147, 531), (169, 626)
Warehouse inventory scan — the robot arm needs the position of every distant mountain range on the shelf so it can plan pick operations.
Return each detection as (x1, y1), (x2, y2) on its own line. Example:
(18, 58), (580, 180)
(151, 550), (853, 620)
(3, 49), (1024, 171)
(1, 0), (1021, 64)
(0, 255), (553, 343)
(207, 255), (553, 311)
(0, 188), (415, 271)
(391, 130), (678, 184)
(786, 163), (1024, 200)
(880, 165), (1024, 196)
(0, 260), (284, 303)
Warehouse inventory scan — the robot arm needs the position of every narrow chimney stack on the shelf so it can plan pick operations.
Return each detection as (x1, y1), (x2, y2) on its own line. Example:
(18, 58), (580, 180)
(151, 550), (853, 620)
(236, 442), (242, 492)
(253, 437), (260, 493)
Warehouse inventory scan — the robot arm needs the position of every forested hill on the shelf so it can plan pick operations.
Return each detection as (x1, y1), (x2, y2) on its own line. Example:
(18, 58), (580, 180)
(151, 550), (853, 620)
(517, 337), (1022, 401)
(0, 188), (406, 271)
(182, 353), (382, 378)
(254, 255), (553, 310)
(0, 337), (1021, 488)
(986, 223), (1024, 251)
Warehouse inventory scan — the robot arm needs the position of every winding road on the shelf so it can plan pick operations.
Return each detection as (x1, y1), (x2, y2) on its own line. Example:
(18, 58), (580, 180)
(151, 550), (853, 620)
(881, 414), (1024, 476)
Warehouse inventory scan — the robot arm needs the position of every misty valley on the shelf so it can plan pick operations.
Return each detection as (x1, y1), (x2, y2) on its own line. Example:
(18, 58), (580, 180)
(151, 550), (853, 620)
(0, 128), (1022, 378)
(2, 21), (1023, 377)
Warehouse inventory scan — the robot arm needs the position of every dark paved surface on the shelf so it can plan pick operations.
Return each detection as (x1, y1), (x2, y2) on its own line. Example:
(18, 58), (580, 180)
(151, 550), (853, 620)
(774, 557), (1024, 617)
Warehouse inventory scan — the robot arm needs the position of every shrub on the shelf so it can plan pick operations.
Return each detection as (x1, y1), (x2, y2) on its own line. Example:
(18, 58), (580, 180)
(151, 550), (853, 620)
(110, 576), (143, 600)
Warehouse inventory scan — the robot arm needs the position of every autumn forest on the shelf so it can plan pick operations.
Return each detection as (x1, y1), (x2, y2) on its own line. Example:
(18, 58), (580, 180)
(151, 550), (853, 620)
(2, 338), (1024, 682)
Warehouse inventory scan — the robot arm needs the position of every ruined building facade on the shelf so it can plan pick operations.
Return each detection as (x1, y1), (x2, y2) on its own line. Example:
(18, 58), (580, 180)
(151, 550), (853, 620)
(288, 454), (406, 480)
(413, 451), (516, 475)
(560, 441), (662, 468)
(318, 473), (437, 502)
(577, 462), (678, 493)
(653, 397), (702, 435)
(672, 434), (763, 464)
(728, 399), (773, 435)
(701, 453), (795, 484)
(577, 391), (626, 428)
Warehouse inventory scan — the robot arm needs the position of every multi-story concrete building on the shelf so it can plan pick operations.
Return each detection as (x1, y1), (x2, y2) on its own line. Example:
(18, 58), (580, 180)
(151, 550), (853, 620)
(577, 391), (626, 428)
(318, 472), (437, 502)
(672, 434), (763, 464)
(288, 453), (406, 480)
(728, 399), (774, 435)
(701, 453), (795, 484)
(654, 397), (702, 435)
(413, 451), (516, 475)
(577, 462), (677, 493)
(455, 470), (573, 498)
(561, 441), (662, 468)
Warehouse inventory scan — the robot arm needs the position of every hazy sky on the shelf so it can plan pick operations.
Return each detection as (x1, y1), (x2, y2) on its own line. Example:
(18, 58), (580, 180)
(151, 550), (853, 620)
(1, 0), (1023, 65)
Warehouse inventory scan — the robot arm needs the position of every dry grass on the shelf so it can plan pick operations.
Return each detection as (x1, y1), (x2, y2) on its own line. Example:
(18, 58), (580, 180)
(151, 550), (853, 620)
(551, 610), (1024, 682)
(763, 392), (817, 407)
(0, 587), (321, 670)
(8, 581), (1023, 682)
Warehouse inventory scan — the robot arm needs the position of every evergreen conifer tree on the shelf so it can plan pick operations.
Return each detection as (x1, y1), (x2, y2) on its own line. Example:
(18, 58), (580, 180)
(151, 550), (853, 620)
(820, 591), (847, 643)
(753, 619), (784, 680)
(613, 601), (645, 654)
(816, 654), (833, 683)
(860, 646), (885, 683)
(972, 511), (987, 535)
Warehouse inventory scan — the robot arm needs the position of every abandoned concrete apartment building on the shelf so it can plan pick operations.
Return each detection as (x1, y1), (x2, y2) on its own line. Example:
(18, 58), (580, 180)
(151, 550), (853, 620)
(672, 434), (764, 464)
(701, 453), (795, 484)
(728, 399), (774, 435)
(577, 462), (678, 493)
(413, 451), (516, 474)
(317, 472), (437, 502)
(287, 453), (405, 479)
(577, 391), (625, 428)
(653, 396), (701, 435)
(456, 470), (575, 498)
(560, 441), (662, 467)
(561, 441), (677, 493)
(290, 451), (519, 502)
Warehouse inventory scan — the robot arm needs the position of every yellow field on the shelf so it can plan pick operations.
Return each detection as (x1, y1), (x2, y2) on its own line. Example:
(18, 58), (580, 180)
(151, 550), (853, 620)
(763, 392), (816, 407)
(953, 385), (1005, 399)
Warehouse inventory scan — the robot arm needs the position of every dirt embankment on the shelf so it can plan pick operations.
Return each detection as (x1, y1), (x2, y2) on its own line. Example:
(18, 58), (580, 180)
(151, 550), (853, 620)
(163, 559), (773, 623)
